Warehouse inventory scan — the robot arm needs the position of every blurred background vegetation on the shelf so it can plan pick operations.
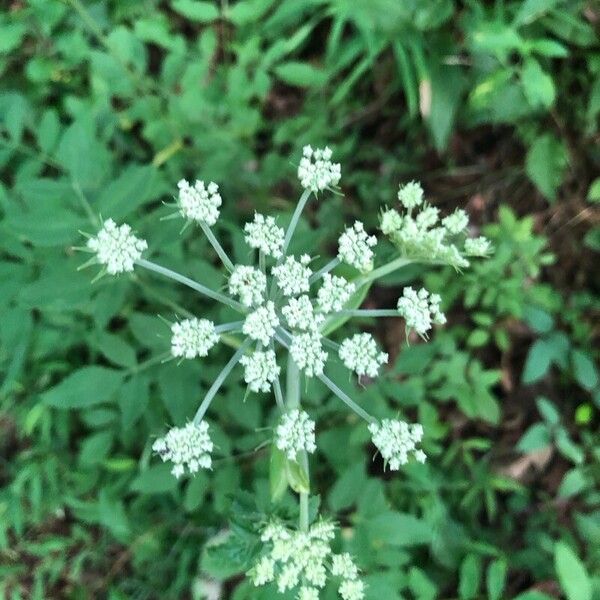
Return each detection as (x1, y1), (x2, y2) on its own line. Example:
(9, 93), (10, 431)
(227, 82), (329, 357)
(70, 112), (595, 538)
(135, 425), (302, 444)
(0, 0), (599, 598)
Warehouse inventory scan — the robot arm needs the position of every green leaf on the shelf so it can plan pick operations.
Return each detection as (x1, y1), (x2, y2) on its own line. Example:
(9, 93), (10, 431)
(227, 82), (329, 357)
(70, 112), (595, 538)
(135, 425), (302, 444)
(558, 468), (587, 498)
(286, 459), (309, 494)
(130, 463), (179, 494)
(554, 541), (592, 600)
(79, 430), (114, 465)
(367, 511), (432, 547)
(571, 349), (599, 391)
(522, 339), (552, 383)
(525, 134), (568, 201)
(487, 559), (507, 600)
(536, 396), (560, 426)
(42, 367), (123, 409)
(269, 445), (288, 502)
(514, 0), (562, 26)
(587, 178), (600, 203)
(95, 331), (137, 368)
(522, 58), (556, 108)
(517, 423), (551, 452)
(118, 376), (149, 429)
(172, 0), (219, 22)
(274, 62), (327, 88)
(459, 553), (481, 600)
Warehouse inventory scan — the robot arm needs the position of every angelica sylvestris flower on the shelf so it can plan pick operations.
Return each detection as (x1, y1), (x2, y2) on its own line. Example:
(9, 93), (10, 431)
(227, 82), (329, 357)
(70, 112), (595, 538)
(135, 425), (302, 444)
(337, 221), (377, 273)
(397, 287), (446, 338)
(240, 349), (280, 393)
(243, 301), (279, 345)
(177, 179), (222, 226)
(464, 235), (492, 256)
(339, 579), (366, 600)
(317, 274), (355, 314)
(339, 333), (388, 378)
(152, 421), (213, 478)
(369, 419), (425, 470)
(282, 295), (323, 331)
(298, 145), (341, 192)
(228, 265), (266, 307)
(171, 318), (219, 359)
(397, 180), (424, 210)
(442, 209), (469, 234)
(290, 331), (328, 378)
(272, 255), (312, 297)
(86, 219), (147, 274)
(244, 213), (285, 258)
(275, 409), (316, 461)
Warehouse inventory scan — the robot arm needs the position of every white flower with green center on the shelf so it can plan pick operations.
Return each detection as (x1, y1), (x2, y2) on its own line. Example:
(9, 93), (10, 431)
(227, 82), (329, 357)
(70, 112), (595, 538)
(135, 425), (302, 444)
(243, 301), (279, 345)
(282, 295), (323, 331)
(397, 287), (446, 338)
(337, 221), (377, 273)
(171, 318), (219, 359)
(276, 409), (316, 461)
(86, 219), (147, 274)
(298, 145), (341, 192)
(289, 331), (328, 377)
(228, 265), (267, 307)
(272, 255), (312, 297)
(316, 274), (355, 314)
(152, 421), (213, 478)
(244, 213), (285, 258)
(368, 419), (425, 470)
(240, 349), (280, 392)
(339, 333), (388, 378)
(177, 179), (222, 226)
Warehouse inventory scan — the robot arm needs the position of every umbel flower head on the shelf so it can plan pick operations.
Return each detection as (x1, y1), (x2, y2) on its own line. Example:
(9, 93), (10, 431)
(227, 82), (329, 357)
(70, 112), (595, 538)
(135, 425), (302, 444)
(177, 179), (222, 226)
(86, 218), (147, 274)
(298, 145), (341, 192)
(171, 318), (219, 359)
(397, 287), (446, 338)
(369, 419), (425, 470)
(275, 409), (316, 461)
(339, 333), (388, 378)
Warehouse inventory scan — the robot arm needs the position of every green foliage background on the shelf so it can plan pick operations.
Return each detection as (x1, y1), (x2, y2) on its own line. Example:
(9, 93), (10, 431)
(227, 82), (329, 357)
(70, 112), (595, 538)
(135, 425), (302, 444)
(0, 1), (599, 598)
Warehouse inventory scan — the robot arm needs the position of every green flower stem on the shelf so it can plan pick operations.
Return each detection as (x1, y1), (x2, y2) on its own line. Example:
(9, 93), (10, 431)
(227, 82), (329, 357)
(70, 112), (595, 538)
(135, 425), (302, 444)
(136, 259), (246, 313)
(338, 309), (399, 318)
(125, 353), (171, 376)
(286, 355), (310, 532)
(193, 339), (251, 424)
(199, 221), (234, 272)
(318, 373), (376, 425)
(355, 256), (412, 287)
(215, 321), (245, 334)
(282, 189), (311, 257)
(309, 257), (340, 285)
(272, 376), (286, 411)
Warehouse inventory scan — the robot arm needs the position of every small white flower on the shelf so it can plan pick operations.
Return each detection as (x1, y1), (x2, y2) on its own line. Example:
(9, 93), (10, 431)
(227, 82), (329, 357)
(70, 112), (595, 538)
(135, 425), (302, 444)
(339, 578), (365, 600)
(397, 181), (424, 210)
(397, 287), (446, 338)
(305, 560), (327, 587)
(416, 205), (440, 229)
(240, 349), (280, 393)
(380, 208), (403, 236)
(331, 553), (359, 580)
(298, 145), (341, 192)
(316, 274), (355, 314)
(87, 219), (147, 274)
(337, 221), (377, 273)
(339, 333), (388, 378)
(290, 331), (328, 377)
(442, 209), (469, 234)
(228, 265), (267, 307)
(152, 421), (213, 478)
(282, 295), (323, 331)
(244, 213), (285, 258)
(299, 586), (320, 600)
(278, 562), (302, 593)
(251, 556), (275, 586)
(171, 318), (219, 359)
(177, 179), (221, 226)
(243, 301), (279, 346)
(272, 255), (312, 297)
(276, 409), (316, 461)
(368, 419), (425, 470)
(464, 236), (492, 256)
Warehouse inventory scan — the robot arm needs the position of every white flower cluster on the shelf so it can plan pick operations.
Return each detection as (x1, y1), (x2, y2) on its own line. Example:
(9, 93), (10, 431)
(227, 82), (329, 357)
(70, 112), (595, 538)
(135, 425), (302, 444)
(381, 182), (492, 269)
(272, 255), (312, 297)
(397, 287), (446, 338)
(228, 265), (266, 307)
(244, 214), (285, 258)
(316, 274), (355, 313)
(152, 421), (213, 478)
(297, 145), (341, 192)
(243, 301), (280, 345)
(337, 221), (377, 273)
(290, 331), (328, 377)
(171, 318), (219, 359)
(240, 349), (280, 393)
(464, 236), (492, 256)
(250, 520), (364, 599)
(282, 295), (323, 331)
(275, 409), (316, 461)
(339, 333), (388, 378)
(86, 219), (147, 274)
(177, 179), (222, 226)
(369, 419), (426, 470)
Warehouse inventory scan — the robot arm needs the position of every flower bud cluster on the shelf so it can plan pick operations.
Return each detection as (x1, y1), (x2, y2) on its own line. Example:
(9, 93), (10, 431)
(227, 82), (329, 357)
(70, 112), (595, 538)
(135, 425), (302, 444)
(272, 255), (312, 297)
(240, 349), (280, 393)
(244, 213), (285, 258)
(282, 295), (324, 331)
(249, 520), (364, 599)
(275, 409), (316, 461)
(337, 221), (377, 273)
(397, 287), (446, 338)
(369, 419), (426, 470)
(297, 145), (341, 192)
(228, 265), (266, 307)
(243, 301), (280, 345)
(316, 274), (355, 314)
(171, 318), (219, 359)
(339, 333), (388, 378)
(177, 179), (222, 226)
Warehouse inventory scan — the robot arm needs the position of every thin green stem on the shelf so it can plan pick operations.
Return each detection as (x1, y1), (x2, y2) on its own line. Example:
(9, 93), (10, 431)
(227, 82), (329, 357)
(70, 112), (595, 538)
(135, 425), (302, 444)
(282, 189), (311, 258)
(338, 309), (399, 318)
(309, 257), (340, 285)
(125, 353), (171, 377)
(136, 259), (246, 313)
(272, 376), (286, 411)
(318, 373), (376, 424)
(355, 256), (412, 288)
(215, 321), (244, 334)
(193, 339), (251, 424)
(199, 222), (234, 272)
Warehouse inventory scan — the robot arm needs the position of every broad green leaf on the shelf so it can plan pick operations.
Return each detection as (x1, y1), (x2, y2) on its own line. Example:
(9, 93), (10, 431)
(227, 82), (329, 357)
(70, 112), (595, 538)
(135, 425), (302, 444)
(274, 62), (327, 88)
(42, 366), (123, 409)
(514, 0), (562, 26)
(286, 459), (309, 494)
(525, 134), (568, 201)
(172, 0), (219, 22)
(571, 349), (599, 390)
(459, 554), (481, 600)
(522, 339), (552, 383)
(79, 430), (114, 465)
(522, 58), (556, 108)
(536, 396), (559, 425)
(516, 423), (551, 452)
(118, 376), (149, 429)
(554, 541), (592, 600)
(269, 445), (288, 502)
(95, 331), (137, 368)
(587, 178), (600, 203)
(367, 511), (432, 547)
(487, 559), (507, 600)
(558, 468), (587, 498)
(130, 463), (179, 494)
